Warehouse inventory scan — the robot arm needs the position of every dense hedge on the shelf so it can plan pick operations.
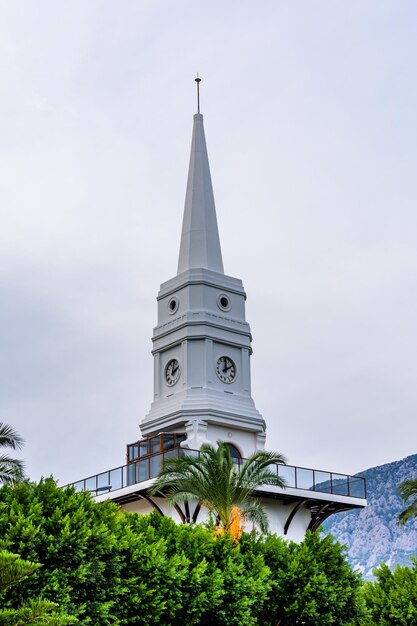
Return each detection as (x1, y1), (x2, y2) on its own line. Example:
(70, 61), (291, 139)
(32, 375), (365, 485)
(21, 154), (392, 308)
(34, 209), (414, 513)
(359, 559), (417, 626)
(0, 479), (362, 625)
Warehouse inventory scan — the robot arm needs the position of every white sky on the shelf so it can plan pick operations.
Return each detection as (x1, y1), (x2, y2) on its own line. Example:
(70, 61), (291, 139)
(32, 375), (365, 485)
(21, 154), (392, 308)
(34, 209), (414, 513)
(1, 1), (416, 486)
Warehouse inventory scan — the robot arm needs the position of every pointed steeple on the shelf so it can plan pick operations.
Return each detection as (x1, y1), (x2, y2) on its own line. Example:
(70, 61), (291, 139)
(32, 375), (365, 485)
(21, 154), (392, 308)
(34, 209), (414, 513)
(142, 84), (266, 454)
(177, 112), (224, 275)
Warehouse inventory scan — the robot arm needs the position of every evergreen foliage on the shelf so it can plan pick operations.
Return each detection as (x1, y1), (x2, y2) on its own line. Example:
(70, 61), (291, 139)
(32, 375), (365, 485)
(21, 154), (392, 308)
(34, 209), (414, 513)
(240, 530), (362, 626)
(127, 513), (272, 626)
(0, 549), (76, 625)
(0, 478), (362, 625)
(359, 559), (417, 626)
(0, 479), (126, 624)
(0, 598), (77, 626)
(0, 550), (40, 590)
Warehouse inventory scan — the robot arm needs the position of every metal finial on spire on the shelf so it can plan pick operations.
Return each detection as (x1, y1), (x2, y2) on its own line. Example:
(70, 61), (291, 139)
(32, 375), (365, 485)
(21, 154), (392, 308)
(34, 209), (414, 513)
(195, 73), (202, 114)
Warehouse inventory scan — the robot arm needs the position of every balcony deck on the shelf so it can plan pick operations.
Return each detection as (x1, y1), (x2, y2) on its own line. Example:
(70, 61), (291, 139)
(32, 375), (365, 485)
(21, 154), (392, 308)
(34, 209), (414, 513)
(65, 447), (366, 502)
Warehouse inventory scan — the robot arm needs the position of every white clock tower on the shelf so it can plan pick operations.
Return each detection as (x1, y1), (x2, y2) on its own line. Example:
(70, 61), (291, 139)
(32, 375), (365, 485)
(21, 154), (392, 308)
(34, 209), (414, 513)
(140, 111), (266, 458)
(70, 84), (366, 539)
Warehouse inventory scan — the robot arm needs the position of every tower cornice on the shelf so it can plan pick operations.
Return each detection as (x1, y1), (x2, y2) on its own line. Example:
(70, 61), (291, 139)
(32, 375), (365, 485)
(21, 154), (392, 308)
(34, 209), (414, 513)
(158, 268), (246, 300)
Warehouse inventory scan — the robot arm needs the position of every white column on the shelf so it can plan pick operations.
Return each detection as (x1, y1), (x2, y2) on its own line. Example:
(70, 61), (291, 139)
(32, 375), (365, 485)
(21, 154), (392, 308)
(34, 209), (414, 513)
(153, 353), (160, 400)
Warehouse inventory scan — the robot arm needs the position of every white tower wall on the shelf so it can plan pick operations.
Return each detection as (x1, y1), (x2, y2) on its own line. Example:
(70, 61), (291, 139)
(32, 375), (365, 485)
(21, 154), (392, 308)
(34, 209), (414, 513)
(140, 115), (266, 456)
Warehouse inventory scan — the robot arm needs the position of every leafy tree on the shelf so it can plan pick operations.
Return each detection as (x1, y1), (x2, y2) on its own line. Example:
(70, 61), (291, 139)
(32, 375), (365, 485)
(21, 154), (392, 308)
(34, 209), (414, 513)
(0, 549), (75, 625)
(149, 440), (287, 537)
(360, 559), (417, 625)
(0, 477), (363, 625)
(397, 478), (417, 525)
(0, 550), (40, 590)
(0, 478), (127, 624)
(240, 530), (362, 626)
(0, 423), (24, 485)
(0, 479), (271, 625)
(111, 513), (272, 626)
(0, 598), (76, 626)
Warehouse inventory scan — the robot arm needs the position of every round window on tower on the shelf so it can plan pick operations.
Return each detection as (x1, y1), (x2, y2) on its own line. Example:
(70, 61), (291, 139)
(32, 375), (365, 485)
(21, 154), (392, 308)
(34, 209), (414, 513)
(168, 297), (179, 315)
(217, 293), (231, 312)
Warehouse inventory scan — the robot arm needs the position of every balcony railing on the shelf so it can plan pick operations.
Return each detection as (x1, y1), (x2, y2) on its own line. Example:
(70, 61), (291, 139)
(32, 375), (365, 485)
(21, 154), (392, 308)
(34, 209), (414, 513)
(65, 447), (366, 500)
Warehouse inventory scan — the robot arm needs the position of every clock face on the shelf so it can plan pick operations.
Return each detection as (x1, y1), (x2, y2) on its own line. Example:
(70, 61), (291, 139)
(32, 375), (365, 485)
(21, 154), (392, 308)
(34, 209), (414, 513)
(165, 359), (180, 386)
(216, 356), (236, 384)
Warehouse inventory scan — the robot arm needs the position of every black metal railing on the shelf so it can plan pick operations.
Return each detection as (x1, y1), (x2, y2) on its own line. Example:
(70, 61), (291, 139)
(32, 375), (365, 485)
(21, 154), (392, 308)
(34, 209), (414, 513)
(65, 447), (366, 500)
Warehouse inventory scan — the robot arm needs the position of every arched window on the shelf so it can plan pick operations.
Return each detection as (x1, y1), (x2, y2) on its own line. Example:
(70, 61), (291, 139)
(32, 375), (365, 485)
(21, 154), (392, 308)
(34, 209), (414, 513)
(225, 443), (242, 461)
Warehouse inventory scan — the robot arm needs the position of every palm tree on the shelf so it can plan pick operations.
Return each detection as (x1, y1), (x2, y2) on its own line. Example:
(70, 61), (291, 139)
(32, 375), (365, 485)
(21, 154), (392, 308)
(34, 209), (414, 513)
(149, 440), (287, 539)
(398, 478), (417, 525)
(0, 422), (24, 485)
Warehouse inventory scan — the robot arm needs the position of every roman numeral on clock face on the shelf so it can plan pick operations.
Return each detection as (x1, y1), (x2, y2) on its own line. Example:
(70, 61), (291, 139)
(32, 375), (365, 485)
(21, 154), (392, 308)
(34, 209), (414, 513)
(216, 356), (236, 384)
(165, 359), (180, 386)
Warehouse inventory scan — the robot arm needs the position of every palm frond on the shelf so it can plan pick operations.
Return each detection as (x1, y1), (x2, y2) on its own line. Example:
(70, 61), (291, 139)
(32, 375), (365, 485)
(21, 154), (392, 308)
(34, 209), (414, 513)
(0, 455), (25, 485)
(148, 440), (287, 538)
(0, 423), (24, 450)
(239, 450), (286, 483)
(397, 478), (417, 525)
(398, 501), (417, 526)
(241, 500), (270, 534)
(398, 479), (417, 502)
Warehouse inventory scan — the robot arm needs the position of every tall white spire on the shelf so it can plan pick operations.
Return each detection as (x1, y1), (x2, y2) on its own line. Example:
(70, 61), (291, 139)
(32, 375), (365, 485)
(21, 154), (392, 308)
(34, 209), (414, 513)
(177, 113), (224, 275)
(142, 87), (266, 455)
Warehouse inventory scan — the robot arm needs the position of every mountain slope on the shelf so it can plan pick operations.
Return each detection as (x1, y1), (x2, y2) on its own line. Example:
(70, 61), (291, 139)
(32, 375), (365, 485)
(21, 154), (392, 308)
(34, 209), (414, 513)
(324, 453), (417, 578)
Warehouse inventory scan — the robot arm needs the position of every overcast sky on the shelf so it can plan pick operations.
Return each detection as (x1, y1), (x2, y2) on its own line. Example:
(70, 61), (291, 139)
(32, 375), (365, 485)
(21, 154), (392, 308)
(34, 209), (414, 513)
(1, 1), (416, 486)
